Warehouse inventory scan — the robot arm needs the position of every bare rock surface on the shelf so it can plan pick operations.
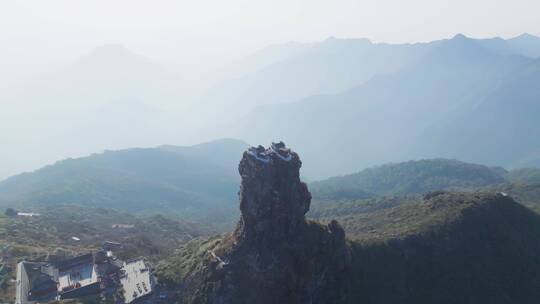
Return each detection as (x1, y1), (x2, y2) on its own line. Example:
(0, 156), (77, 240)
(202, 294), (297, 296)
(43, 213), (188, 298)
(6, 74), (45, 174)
(177, 142), (351, 304)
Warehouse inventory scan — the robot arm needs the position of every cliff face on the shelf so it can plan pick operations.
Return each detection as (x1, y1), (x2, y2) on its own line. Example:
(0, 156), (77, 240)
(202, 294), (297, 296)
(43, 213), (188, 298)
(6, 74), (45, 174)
(178, 143), (351, 304)
(234, 143), (311, 244)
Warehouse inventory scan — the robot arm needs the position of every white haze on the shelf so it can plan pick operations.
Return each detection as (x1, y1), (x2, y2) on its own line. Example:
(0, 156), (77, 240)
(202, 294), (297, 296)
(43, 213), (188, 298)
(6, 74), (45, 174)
(1, 0), (539, 180)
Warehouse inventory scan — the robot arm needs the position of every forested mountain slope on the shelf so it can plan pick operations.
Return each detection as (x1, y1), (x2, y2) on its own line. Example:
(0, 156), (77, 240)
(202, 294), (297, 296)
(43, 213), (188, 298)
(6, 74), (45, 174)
(0, 139), (248, 223)
(310, 158), (506, 200)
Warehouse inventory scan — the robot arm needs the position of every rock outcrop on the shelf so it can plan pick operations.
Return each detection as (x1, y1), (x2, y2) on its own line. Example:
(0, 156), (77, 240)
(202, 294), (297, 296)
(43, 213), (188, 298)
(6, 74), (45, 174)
(173, 142), (351, 304)
(234, 143), (311, 245)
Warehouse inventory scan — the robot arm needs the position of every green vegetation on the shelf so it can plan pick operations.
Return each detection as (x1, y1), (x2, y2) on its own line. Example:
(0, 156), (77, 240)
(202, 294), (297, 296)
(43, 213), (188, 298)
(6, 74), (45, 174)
(0, 139), (247, 227)
(312, 182), (540, 241)
(0, 214), (8, 236)
(310, 159), (506, 200)
(3, 149), (540, 303)
(347, 193), (540, 303)
(0, 204), (213, 302)
(488, 183), (540, 213)
(313, 192), (493, 242)
(311, 190), (540, 303)
(309, 196), (417, 219)
(1, 205), (211, 261)
(506, 168), (540, 184)
(156, 235), (223, 286)
(308, 161), (540, 236)
(3, 208), (17, 217)
(158, 191), (540, 303)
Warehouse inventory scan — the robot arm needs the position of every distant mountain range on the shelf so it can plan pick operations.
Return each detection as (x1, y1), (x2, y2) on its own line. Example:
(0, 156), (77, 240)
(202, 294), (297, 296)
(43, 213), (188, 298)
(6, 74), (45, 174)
(222, 34), (540, 178)
(4, 32), (540, 304)
(310, 159), (507, 200)
(2, 33), (540, 181)
(202, 33), (540, 116)
(2, 33), (540, 213)
(2, 44), (183, 117)
(0, 139), (248, 225)
(0, 44), (190, 181)
(5, 145), (540, 230)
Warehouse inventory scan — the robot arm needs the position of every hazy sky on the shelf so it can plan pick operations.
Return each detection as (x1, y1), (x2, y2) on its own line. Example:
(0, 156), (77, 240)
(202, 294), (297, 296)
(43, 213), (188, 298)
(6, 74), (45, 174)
(2, 0), (539, 71)
(1, 0), (539, 180)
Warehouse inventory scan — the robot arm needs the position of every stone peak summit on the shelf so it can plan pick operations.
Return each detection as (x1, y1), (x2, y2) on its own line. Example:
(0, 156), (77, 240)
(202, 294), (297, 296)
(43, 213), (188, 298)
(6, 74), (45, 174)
(235, 142), (311, 244)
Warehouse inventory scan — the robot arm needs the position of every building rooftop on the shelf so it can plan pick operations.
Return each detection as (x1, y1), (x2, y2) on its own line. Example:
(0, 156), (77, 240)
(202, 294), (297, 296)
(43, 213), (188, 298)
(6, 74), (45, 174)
(58, 263), (98, 293)
(56, 253), (93, 272)
(16, 252), (156, 304)
(120, 260), (153, 303)
(16, 261), (58, 304)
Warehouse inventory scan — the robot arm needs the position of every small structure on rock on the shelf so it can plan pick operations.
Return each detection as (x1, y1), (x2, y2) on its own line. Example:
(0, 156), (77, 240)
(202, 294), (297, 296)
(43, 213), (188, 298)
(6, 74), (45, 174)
(235, 142), (311, 244)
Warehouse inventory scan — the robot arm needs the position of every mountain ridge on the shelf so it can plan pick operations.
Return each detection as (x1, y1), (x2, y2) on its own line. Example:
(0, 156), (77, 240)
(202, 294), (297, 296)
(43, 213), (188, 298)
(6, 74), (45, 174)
(0, 139), (249, 225)
(224, 33), (540, 179)
(310, 158), (507, 200)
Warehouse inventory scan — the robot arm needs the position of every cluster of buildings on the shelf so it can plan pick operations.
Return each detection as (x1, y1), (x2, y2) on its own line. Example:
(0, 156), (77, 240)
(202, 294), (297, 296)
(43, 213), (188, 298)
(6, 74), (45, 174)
(15, 248), (157, 304)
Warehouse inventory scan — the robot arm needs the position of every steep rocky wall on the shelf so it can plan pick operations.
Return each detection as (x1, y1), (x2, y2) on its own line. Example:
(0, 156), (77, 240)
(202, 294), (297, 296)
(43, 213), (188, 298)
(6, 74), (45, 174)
(178, 143), (351, 304)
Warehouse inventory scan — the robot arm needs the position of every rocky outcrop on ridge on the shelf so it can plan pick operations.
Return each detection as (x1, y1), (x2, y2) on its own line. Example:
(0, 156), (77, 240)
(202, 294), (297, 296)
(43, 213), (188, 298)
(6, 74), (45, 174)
(162, 142), (351, 304)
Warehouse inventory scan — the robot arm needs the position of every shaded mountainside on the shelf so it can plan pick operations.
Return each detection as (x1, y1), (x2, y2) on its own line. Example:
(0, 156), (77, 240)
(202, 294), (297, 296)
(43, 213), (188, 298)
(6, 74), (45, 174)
(506, 33), (540, 58)
(348, 192), (540, 304)
(488, 182), (540, 214)
(419, 57), (540, 169)
(203, 38), (434, 113)
(310, 159), (506, 200)
(0, 139), (247, 223)
(226, 34), (540, 179)
(309, 196), (418, 220)
(311, 192), (540, 303)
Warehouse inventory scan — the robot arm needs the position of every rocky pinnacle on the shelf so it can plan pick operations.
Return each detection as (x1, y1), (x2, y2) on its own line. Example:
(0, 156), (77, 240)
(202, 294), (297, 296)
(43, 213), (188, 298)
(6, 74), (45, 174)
(234, 142), (311, 244)
(173, 142), (351, 304)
